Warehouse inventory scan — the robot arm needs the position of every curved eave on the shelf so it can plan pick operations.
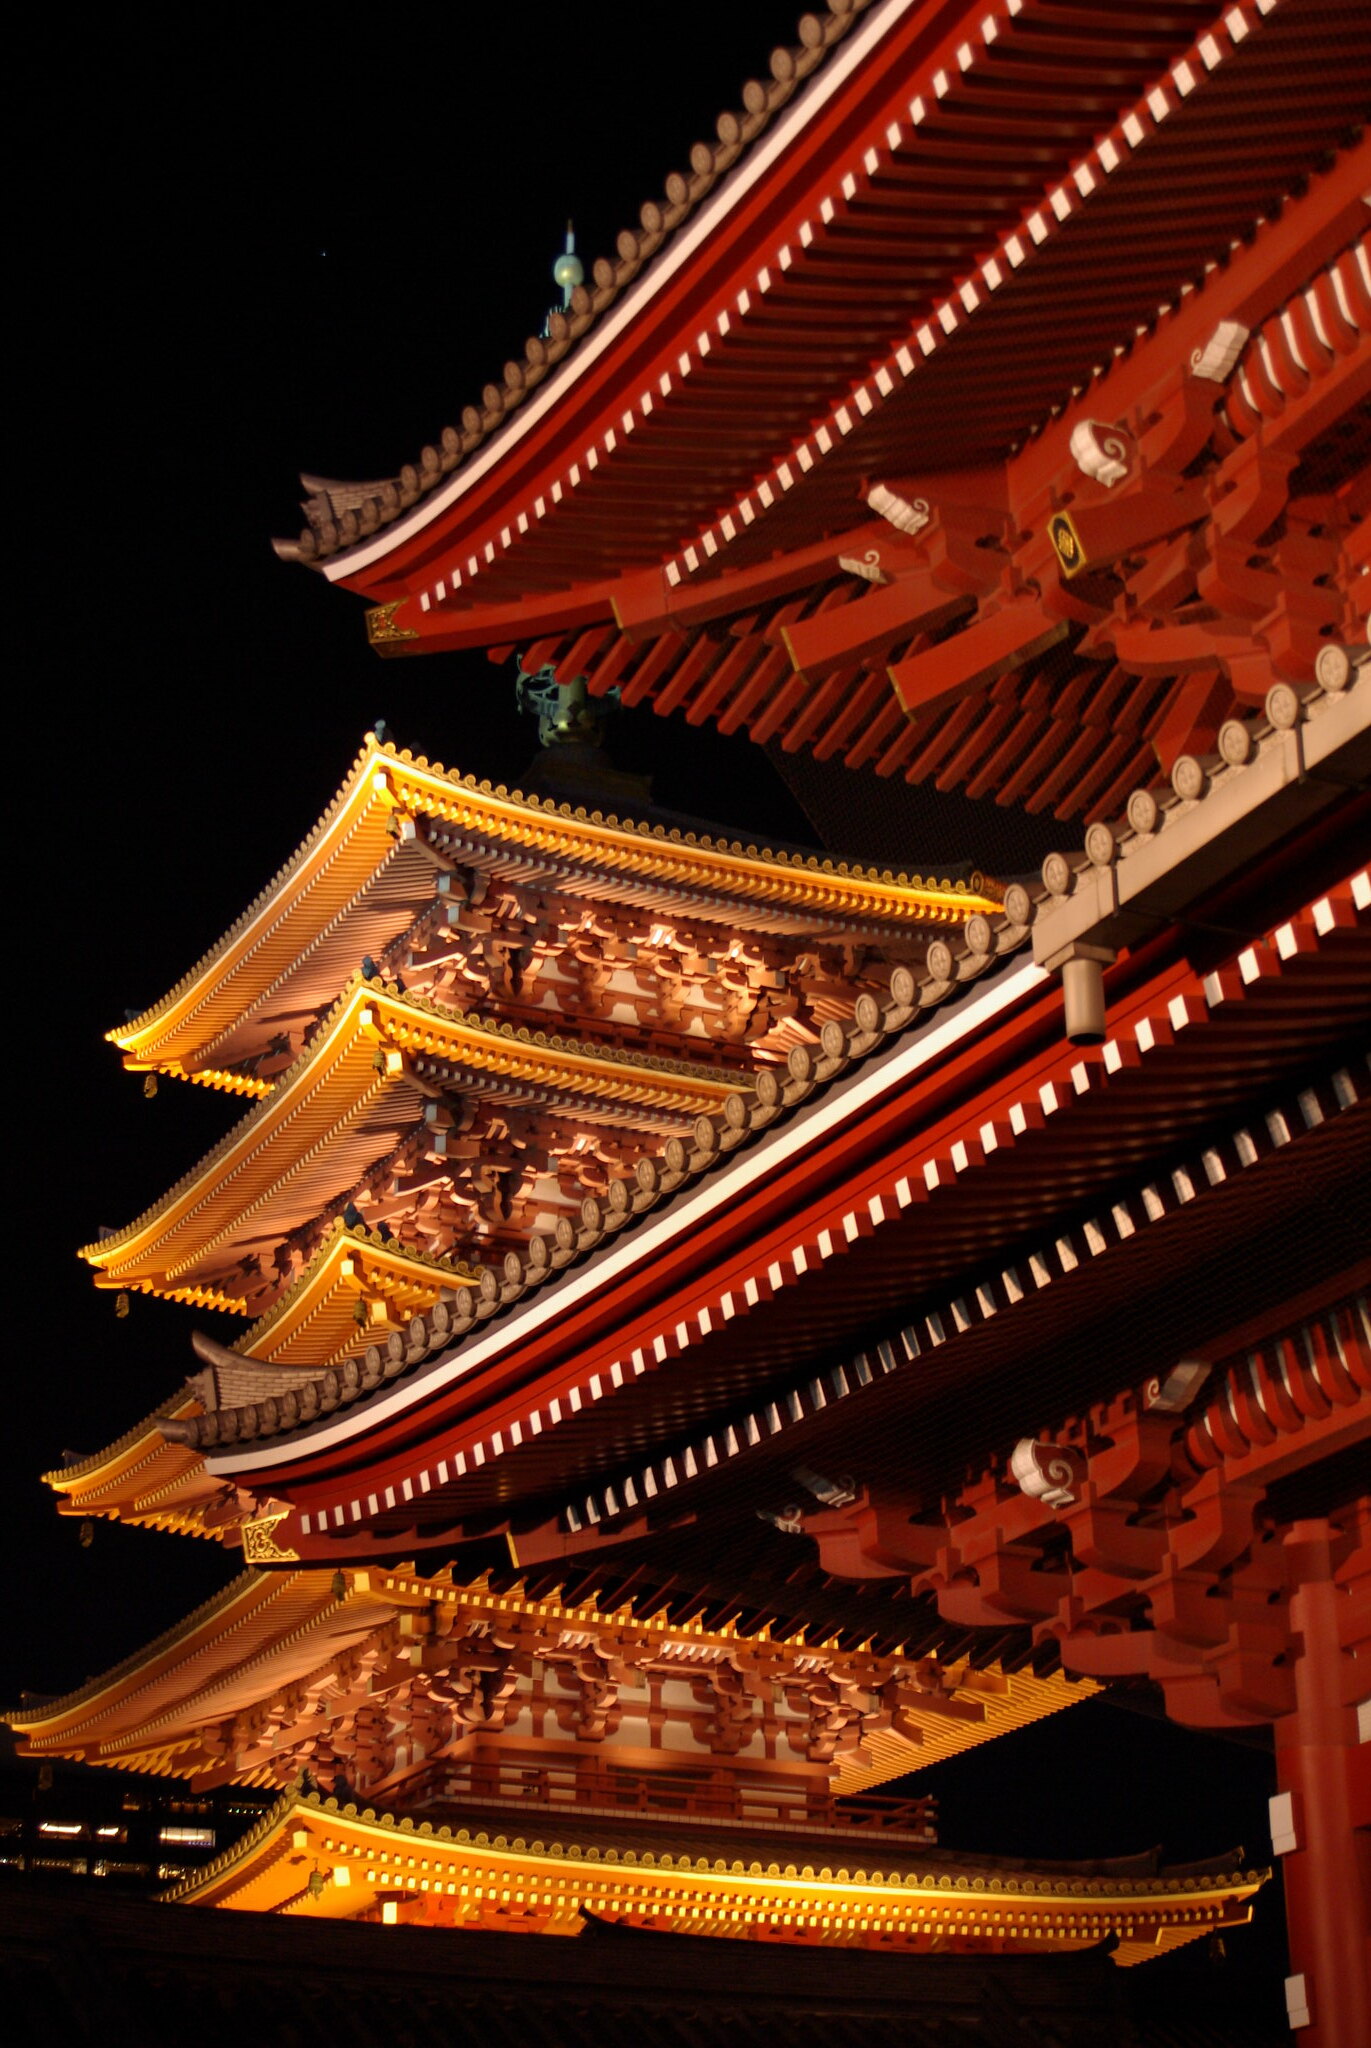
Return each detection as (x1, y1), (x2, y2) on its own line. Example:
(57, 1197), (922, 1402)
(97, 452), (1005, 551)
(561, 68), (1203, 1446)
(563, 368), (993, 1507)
(111, 742), (390, 1072)
(5, 1571), (400, 1759)
(305, 0), (907, 591)
(39, 1398), (222, 1539)
(5, 1570), (292, 1739)
(162, 1787), (1266, 1964)
(112, 736), (993, 1082)
(83, 978), (741, 1298)
(9, 1562), (1077, 1780)
(304, 1), (1275, 608)
(238, 1224), (476, 1369)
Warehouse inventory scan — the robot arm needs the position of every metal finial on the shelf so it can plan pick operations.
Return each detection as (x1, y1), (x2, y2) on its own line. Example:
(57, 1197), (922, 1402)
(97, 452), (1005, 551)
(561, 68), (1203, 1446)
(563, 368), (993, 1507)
(552, 220), (583, 308)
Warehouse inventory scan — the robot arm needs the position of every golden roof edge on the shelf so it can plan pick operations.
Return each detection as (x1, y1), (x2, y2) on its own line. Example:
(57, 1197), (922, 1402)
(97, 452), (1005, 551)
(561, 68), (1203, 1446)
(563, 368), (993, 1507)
(164, 1781), (1269, 1904)
(112, 731), (995, 1062)
(84, 974), (746, 1268)
(3, 1567), (278, 1730)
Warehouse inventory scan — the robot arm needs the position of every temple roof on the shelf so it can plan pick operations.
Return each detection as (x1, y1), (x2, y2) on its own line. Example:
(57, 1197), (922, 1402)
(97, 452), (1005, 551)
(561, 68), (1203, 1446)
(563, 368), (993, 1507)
(278, 0), (1362, 595)
(231, 1222), (473, 1370)
(13, 1557), (1259, 1972)
(150, 684), (1366, 1476)
(269, 4), (1367, 863)
(84, 976), (747, 1316)
(111, 734), (995, 1094)
(3, 1561), (1088, 1788)
(157, 1781), (1264, 1965)
(140, 836), (1365, 1652)
(59, 678), (1368, 1603)
(39, 1392), (220, 1541)
(273, 0), (878, 569)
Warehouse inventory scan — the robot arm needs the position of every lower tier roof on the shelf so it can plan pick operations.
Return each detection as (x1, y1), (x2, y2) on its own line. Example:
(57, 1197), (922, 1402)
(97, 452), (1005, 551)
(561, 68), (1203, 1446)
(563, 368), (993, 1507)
(161, 1783), (1264, 1968)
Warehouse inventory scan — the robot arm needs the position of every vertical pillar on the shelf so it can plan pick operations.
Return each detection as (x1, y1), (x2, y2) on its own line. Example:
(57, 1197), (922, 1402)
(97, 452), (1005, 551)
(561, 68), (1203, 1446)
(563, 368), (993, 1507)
(1273, 1522), (1371, 2046)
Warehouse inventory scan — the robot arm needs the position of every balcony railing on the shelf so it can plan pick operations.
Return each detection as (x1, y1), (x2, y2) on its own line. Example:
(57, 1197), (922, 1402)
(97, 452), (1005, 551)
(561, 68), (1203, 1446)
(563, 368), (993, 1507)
(421, 1758), (937, 1841)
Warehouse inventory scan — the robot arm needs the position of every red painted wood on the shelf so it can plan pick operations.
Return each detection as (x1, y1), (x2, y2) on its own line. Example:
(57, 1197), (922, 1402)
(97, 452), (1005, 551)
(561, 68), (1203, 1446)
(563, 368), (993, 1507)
(1275, 1521), (1371, 2048)
(890, 603), (1066, 722)
(783, 569), (964, 682)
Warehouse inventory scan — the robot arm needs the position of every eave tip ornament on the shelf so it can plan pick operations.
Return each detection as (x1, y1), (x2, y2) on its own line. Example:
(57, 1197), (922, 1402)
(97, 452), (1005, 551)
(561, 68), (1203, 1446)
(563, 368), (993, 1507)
(241, 1507), (301, 1566)
(366, 600), (418, 652)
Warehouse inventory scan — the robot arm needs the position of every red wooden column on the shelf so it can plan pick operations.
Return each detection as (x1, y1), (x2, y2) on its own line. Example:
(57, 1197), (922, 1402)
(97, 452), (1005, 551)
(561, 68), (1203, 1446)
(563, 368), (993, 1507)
(1273, 1522), (1371, 2045)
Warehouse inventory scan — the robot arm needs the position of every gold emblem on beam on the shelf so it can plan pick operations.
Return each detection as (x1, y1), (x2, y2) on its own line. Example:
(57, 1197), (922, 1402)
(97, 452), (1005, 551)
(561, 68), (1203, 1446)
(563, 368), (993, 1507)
(1047, 510), (1087, 578)
(365, 600), (419, 649)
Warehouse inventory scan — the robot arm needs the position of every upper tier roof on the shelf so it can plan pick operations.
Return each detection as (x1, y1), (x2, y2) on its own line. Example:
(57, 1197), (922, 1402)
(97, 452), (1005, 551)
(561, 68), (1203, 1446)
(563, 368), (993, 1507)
(269, 1), (1369, 847)
(280, 0), (1366, 607)
(111, 733), (997, 1094)
(83, 975), (747, 1316)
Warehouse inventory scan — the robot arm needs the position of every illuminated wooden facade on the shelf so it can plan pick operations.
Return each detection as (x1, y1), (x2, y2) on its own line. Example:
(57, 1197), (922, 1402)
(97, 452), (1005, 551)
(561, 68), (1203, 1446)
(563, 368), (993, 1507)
(11, 1561), (1262, 1964)
(86, 739), (987, 1335)
(161, 1783), (1263, 1963)
(11, 0), (1370, 2034)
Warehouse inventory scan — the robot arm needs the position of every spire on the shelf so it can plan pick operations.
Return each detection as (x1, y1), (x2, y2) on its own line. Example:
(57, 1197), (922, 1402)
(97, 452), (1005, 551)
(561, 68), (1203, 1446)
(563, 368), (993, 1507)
(544, 223), (584, 339)
(552, 221), (583, 310)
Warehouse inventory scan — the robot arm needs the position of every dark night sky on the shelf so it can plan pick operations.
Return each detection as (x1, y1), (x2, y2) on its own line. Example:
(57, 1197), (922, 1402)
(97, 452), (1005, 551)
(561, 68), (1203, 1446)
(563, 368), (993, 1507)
(10, 6), (1282, 1995)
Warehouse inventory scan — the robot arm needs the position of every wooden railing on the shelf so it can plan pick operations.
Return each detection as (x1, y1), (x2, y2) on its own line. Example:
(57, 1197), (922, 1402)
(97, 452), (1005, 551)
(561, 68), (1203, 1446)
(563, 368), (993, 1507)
(427, 1758), (937, 1839)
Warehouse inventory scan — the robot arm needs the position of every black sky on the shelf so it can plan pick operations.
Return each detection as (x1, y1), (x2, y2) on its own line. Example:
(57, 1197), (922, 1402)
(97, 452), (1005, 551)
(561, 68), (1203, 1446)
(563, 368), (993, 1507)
(9, 5), (1283, 1999)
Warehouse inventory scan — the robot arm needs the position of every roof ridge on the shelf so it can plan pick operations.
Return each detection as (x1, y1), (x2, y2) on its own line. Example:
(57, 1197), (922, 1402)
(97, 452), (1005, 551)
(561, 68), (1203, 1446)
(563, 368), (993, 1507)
(382, 741), (986, 895)
(278, 3), (875, 566)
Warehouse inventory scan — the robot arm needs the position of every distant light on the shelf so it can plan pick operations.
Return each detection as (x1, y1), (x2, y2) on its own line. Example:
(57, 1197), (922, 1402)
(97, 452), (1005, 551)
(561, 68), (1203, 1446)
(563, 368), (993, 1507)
(38, 1821), (83, 1837)
(159, 1825), (215, 1846)
(96, 1826), (121, 1839)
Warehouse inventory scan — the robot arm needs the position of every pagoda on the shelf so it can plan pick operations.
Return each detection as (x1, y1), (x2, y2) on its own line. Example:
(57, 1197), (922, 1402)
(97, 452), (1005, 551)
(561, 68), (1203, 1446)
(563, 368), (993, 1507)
(9, 0), (1369, 2038)
(22, 745), (1190, 1959)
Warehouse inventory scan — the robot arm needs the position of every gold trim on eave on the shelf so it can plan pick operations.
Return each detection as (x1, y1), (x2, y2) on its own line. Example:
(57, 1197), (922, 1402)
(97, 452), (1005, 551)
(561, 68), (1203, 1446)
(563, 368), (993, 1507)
(81, 978), (738, 1302)
(110, 735), (1000, 1081)
(237, 1222), (475, 1368)
(160, 1788), (1266, 1964)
